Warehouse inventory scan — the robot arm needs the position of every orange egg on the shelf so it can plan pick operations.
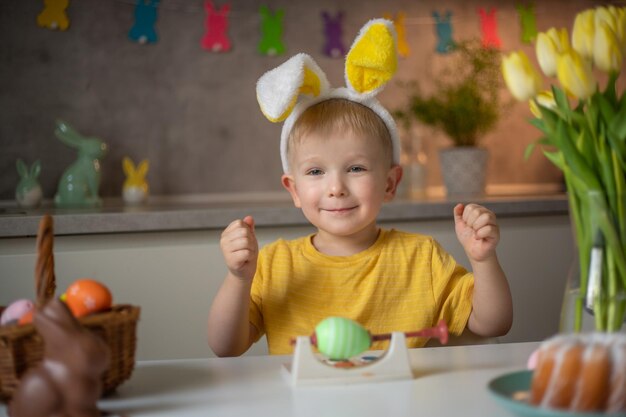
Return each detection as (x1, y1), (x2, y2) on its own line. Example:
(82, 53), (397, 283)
(18, 309), (34, 325)
(65, 279), (112, 318)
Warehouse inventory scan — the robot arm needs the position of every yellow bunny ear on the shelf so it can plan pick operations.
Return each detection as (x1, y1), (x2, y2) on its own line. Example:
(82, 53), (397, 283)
(122, 157), (135, 177)
(345, 19), (398, 96)
(256, 53), (330, 123)
(137, 160), (149, 178)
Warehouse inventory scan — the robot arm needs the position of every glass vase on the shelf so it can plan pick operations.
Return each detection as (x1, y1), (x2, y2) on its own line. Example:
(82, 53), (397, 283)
(560, 189), (626, 333)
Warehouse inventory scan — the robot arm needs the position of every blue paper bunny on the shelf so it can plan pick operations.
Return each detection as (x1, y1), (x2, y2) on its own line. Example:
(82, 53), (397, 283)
(433, 10), (455, 54)
(129, 0), (160, 44)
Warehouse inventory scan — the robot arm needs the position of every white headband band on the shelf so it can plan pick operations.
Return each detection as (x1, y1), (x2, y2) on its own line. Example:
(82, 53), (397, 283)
(256, 19), (400, 173)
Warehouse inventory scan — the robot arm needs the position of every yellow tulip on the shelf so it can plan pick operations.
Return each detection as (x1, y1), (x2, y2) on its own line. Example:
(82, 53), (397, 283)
(536, 28), (569, 77)
(529, 91), (557, 118)
(502, 51), (543, 101)
(556, 49), (596, 100)
(572, 9), (595, 60)
(612, 7), (626, 53)
(595, 6), (618, 32)
(594, 20), (623, 73)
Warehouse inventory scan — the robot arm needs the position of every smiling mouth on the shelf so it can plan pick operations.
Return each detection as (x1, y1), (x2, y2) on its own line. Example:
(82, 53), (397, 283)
(323, 206), (357, 213)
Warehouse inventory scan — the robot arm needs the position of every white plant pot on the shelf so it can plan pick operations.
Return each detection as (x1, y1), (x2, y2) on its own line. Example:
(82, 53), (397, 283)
(439, 147), (488, 197)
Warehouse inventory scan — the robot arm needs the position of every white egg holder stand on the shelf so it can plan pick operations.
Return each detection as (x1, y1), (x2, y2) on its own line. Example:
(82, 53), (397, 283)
(282, 332), (413, 387)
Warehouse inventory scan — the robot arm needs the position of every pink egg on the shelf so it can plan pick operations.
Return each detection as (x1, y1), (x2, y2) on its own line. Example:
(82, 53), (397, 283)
(1, 299), (34, 326)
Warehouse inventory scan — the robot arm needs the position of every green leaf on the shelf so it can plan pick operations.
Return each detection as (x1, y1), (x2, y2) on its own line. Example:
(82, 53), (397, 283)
(603, 71), (619, 105)
(542, 149), (564, 169)
(524, 142), (536, 160)
(552, 85), (570, 111)
(607, 129), (626, 170)
(609, 103), (626, 142)
(538, 103), (559, 131)
(553, 118), (602, 191)
(529, 117), (550, 135)
(597, 93), (617, 123)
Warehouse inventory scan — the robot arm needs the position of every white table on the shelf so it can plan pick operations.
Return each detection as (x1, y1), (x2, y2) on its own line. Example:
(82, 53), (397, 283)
(1, 342), (539, 417)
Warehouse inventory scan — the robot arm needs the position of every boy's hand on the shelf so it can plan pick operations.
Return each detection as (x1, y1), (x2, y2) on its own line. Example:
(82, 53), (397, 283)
(220, 216), (259, 281)
(453, 203), (499, 263)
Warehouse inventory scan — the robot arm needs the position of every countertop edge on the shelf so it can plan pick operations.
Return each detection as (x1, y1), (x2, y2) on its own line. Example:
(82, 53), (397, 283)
(0, 194), (570, 238)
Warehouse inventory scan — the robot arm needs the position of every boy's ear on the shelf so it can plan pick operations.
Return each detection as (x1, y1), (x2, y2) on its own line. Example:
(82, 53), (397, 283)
(384, 165), (403, 201)
(281, 174), (302, 208)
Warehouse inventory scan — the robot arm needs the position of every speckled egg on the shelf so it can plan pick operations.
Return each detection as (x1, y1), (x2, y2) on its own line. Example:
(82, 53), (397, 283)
(65, 279), (112, 317)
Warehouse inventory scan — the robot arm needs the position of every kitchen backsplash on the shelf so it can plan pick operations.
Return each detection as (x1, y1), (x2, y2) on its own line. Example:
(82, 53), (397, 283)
(1, 0), (620, 201)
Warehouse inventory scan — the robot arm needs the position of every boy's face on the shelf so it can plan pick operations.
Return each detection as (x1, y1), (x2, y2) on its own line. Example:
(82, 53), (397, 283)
(281, 129), (402, 240)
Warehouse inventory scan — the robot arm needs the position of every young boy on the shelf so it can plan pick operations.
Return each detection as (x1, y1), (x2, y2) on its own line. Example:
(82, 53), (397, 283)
(207, 20), (512, 357)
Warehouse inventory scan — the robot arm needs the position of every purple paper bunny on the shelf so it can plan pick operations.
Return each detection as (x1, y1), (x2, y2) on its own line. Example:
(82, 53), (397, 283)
(321, 11), (346, 58)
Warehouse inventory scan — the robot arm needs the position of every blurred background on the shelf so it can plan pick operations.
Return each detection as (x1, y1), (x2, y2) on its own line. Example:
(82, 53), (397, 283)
(1, 0), (620, 201)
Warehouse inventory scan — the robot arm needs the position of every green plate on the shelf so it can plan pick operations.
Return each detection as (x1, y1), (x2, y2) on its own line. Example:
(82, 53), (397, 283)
(487, 370), (622, 417)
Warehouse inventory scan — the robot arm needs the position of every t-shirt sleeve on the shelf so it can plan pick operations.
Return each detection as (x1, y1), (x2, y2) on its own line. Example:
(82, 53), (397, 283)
(429, 238), (474, 336)
(248, 247), (266, 342)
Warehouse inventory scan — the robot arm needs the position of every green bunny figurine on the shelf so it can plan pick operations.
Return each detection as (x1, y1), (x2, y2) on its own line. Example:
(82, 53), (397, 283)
(15, 159), (43, 208)
(54, 120), (107, 208)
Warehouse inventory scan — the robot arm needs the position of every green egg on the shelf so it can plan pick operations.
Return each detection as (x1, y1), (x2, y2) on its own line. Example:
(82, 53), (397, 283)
(315, 317), (371, 360)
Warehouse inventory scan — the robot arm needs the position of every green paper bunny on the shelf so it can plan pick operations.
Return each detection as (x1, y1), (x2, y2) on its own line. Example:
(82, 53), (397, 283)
(258, 5), (285, 56)
(54, 120), (107, 208)
(516, 3), (537, 44)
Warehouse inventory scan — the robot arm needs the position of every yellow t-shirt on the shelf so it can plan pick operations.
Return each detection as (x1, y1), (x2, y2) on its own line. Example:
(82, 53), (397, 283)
(249, 228), (474, 355)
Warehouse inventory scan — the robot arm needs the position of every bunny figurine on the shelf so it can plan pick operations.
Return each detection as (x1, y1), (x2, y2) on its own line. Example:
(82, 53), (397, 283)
(54, 120), (107, 208)
(122, 156), (149, 205)
(8, 299), (110, 417)
(15, 159), (43, 208)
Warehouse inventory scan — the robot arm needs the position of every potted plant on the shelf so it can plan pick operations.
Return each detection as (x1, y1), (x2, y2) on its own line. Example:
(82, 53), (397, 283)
(395, 39), (505, 196)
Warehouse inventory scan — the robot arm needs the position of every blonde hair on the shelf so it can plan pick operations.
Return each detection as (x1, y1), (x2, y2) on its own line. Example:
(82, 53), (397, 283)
(287, 99), (394, 167)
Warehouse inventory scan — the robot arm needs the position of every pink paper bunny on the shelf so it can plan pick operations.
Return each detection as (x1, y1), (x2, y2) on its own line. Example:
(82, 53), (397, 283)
(201, 0), (231, 52)
(478, 7), (501, 49)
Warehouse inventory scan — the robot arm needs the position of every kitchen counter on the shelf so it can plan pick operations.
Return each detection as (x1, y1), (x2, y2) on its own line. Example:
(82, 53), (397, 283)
(0, 192), (569, 237)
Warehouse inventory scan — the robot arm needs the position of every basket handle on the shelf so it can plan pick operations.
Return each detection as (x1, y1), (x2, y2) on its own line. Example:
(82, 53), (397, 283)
(35, 214), (56, 307)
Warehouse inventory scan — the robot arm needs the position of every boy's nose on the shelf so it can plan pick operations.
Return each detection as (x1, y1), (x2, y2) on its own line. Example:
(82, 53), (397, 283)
(327, 174), (347, 197)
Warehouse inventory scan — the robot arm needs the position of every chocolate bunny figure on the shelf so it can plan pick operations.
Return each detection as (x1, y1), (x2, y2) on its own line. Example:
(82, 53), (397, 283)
(9, 299), (110, 417)
(53, 120), (107, 208)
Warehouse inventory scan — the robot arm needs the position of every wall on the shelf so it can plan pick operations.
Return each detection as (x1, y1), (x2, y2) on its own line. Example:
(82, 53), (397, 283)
(0, 216), (574, 360)
(1, 0), (620, 200)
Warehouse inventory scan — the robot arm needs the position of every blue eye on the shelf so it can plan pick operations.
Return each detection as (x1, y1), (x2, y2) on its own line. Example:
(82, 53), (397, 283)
(349, 166), (365, 173)
(306, 168), (323, 176)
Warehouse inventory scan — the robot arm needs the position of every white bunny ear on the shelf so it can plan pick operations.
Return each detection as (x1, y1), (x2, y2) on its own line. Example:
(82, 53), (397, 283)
(256, 53), (330, 123)
(345, 19), (398, 97)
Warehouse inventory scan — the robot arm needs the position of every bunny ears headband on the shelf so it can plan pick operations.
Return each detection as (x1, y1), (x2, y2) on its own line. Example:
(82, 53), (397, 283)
(256, 19), (400, 173)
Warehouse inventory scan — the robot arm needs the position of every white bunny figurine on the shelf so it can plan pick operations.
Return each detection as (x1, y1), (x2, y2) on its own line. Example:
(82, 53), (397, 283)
(53, 120), (107, 208)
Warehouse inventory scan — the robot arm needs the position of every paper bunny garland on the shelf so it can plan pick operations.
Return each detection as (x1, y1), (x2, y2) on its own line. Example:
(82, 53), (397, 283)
(202, 1), (231, 52)
(256, 19), (400, 173)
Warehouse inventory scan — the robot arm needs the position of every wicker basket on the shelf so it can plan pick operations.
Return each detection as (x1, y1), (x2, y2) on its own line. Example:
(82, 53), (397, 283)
(0, 215), (140, 401)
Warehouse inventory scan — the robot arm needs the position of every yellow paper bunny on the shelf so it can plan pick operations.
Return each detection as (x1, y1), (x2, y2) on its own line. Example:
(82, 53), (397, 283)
(122, 157), (149, 205)
(384, 12), (410, 58)
(37, 0), (70, 31)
